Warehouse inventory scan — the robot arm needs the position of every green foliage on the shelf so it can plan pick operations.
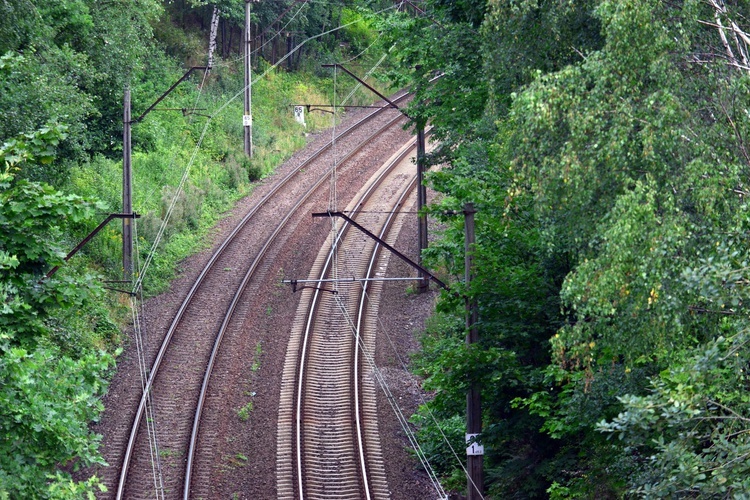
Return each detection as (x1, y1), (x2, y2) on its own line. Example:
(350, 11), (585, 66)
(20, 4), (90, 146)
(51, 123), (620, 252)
(510, 8), (750, 484)
(482, 0), (603, 112)
(0, 166), (104, 347)
(598, 332), (750, 497)
(0, 123), (68, 170)
(555, 179), (692, 371)
(340, 7), (379, 55)
(65, 54), (337, 294)
(410, 412), (466, 491)
(237, 401), (254, 422)
(378, 5), (490, 162)
(0, 344), (114, 499)
(0, 0), (165, 179)
(0, 50), (96, 178)
(1, 128), (115, 497)
(383, 0), (750, 496)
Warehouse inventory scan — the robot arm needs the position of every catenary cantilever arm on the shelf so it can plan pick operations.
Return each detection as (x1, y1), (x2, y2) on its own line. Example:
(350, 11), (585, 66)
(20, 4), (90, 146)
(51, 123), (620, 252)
(312, 211), (449, 291)
(42, 213), (140, 281)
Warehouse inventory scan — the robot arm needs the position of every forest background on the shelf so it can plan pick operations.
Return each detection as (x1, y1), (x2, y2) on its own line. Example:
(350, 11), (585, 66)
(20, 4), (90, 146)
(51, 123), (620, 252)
(2, 0), (750, 498)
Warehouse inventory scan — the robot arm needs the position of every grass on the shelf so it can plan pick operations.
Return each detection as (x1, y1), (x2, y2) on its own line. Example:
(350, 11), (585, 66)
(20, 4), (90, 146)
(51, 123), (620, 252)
(237, 401), (253, 421)
(62, 42), (397, 328)
(238, 345), (262, 421)
(251, 341), (262, 371)
(220, 453), (249, 473)
(66, 57), (354, 297)
(159, 448), (177, 458)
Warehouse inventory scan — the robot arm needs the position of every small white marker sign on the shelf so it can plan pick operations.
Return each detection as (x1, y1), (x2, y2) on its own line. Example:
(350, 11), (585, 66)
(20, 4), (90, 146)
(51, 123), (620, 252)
(243, 115), (252, 127)
(294, 106), (306, 127)
(466, 433), (484, 456)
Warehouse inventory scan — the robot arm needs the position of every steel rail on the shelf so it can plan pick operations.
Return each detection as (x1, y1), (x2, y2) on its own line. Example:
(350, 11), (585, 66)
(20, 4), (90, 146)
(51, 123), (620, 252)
(116, 91), (411, 500)
(353, 173), (417, 499)
(295, 139), (419, 500)
(182, 105), (410, 500)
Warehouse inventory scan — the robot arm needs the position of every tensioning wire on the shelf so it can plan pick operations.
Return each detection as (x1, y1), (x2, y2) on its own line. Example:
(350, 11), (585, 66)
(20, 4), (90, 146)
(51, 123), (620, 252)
(130, 220), (166, 500)
(331, 293), (448, 499)
(132, 2), (407, 310)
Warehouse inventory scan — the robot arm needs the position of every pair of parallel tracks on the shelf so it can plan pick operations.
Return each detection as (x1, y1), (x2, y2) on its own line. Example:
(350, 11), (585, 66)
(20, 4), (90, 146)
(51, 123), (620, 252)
(278, 139), (423, 499)
(114, 92), (420, 499)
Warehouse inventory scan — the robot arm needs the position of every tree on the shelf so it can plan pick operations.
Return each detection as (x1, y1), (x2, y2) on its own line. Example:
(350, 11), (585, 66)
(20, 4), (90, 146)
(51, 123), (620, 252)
(0, 0), (163, 180)
(382, 0), (750, 496)
(0, 128), (114, 498)
(509, 0), (750, 494)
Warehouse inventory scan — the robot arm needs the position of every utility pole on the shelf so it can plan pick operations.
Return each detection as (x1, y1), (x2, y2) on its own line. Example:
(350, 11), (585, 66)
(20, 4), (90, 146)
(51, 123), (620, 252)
(414, 65), (428, 292)
(244, 0), (255, 158)
(464, 202), (483, 499)
(416, 121), (428, 292)
(121, 66), (207, 282)
(123, 88), (133, 281)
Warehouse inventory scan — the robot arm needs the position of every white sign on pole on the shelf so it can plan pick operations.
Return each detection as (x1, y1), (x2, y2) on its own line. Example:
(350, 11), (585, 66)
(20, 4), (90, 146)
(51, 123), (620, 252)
(243, 114), (252, 127)
(466, 433), (484, 456)
(294, 106), (306, 127)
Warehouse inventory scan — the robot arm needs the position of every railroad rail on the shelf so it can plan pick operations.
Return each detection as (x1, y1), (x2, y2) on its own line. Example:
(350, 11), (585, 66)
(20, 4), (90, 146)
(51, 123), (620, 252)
(277, 137), (425, 499)
(113, 92), (413, 499)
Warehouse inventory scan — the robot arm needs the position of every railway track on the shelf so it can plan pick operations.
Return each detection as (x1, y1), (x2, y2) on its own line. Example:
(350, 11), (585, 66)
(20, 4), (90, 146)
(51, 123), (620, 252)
(277, 137), (426, 499)
(111, 93), (415, 499)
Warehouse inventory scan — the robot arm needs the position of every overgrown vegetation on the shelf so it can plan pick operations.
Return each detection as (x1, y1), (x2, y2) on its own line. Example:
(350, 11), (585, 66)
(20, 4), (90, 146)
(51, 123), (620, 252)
(380, 0), (750, 497)
(237, 400), (254, 422)
(7, 0), (749, 497)
(0, 0), (388, 496)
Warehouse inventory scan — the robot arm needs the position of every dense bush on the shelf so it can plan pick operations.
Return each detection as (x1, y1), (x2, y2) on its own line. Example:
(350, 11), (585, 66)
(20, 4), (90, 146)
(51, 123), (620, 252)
(381, 0), (750, 497)
(0, 0), (388, 496)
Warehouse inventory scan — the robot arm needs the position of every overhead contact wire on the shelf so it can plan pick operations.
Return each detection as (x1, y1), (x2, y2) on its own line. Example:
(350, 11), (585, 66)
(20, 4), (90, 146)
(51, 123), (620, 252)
(332, 294), (447, 499)
(372, 284), (485, 498)
(131, 218), (167, 500)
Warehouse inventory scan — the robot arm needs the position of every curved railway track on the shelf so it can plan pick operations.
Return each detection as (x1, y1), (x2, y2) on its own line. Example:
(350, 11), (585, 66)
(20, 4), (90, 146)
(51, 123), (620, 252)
(112, 93), (414, 499)
(277, 138), (426, 499)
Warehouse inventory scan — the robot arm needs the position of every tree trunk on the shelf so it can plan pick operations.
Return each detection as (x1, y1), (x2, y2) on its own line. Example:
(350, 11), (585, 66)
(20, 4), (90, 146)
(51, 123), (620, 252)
(287, 34), (293, 70)
(221, 19), (227, 58)
(208, 6), (220, 68)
